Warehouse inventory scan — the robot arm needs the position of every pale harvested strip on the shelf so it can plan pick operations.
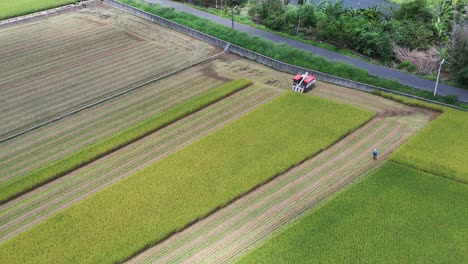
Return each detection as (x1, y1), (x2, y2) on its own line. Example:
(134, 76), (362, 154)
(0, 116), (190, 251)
(127, 111), (430, 264)
(0, 66), (225, 183)
(0, 85), (282, 242)
(311, 82), (410, 114)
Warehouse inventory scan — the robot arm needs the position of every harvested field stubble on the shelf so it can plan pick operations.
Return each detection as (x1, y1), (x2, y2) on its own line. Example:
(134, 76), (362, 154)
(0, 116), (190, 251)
(0, 79), (252, 204)
(0, 84), (281, 242)
(0, 6), (218, 138)
(0, 93), (373, 263)
(0, 64), (226, 182)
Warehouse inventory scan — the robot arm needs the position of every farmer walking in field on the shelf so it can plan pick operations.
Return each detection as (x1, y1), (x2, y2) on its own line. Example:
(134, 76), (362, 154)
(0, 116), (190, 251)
(373, 148), (378, 160)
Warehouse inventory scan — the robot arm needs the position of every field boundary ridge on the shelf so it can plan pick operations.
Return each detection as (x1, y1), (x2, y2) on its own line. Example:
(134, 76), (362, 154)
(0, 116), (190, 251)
(104, 0), (467, 112)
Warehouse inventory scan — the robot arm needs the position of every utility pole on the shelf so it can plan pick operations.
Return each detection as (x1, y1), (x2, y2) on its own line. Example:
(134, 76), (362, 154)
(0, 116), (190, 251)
(231, 5), (237, 29)
(434, 59), (445, 96)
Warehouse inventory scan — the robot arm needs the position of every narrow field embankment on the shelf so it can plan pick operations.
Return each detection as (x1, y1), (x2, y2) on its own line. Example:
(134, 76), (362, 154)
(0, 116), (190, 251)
(0, 84), (281, 242)
(0, 92), (373, 263)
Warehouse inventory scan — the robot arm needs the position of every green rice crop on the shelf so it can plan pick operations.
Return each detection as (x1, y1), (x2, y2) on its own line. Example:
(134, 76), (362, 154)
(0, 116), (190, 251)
(0, 0), (79, 20)
(0, 79), (251, 203)
(391, 108), (468, 183)
(373, 91), (468, 184)
(240, 161), (468, 263)
(0, 92), (374, 263)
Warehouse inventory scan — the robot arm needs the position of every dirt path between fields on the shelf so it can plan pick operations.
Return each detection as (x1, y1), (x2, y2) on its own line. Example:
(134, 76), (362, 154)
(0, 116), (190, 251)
(126, 87), (432, 263)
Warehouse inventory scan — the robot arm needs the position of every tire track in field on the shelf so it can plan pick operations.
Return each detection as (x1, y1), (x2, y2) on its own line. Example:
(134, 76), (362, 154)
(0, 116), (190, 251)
(0, 86), (282, 242)
(126, 102), (430, 263)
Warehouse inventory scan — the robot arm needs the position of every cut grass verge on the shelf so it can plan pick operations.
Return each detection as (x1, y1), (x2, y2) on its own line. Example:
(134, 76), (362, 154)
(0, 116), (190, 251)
(240, 161), (468, 263)
(0, 0), (79, 20)
(0, 92), (374, 263)
(373, 91), (468, 184)
(0, 79), (251, 204)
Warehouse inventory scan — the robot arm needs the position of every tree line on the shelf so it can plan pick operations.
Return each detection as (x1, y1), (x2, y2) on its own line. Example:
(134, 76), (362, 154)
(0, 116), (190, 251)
(249, 0), (467, 86)
(188, 0), (467, 87)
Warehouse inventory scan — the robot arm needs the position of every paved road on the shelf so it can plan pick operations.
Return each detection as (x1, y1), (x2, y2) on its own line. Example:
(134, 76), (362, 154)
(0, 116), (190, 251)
(145, 0), (468, 102)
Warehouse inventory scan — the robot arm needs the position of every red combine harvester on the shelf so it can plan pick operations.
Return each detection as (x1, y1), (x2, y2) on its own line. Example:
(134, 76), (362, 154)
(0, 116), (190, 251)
(292, 72), (316, 93)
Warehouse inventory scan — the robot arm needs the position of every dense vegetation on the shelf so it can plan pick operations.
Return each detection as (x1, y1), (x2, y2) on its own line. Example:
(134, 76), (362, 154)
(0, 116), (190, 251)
(240, 162), (468, 263)
(0, 93), (373, 263)
(0, 79), (251, 204)
(119, 0), (468, 108)
(245, 0), (467, 87)
(0, 0), (79, 20)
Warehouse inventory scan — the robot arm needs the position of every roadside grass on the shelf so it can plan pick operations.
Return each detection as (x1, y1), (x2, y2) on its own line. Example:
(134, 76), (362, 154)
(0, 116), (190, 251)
(239, 161), (468, 263)
(0, 92), (374, 263)
(118, 0), (468, 108)
(0, 0), (78, 20)
(0, 79), (251, 204)
(373, 91), (468, 184)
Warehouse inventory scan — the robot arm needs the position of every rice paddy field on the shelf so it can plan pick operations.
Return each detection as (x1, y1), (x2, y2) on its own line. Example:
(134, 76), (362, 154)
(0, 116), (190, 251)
(0, 0), (79, 20)
(240, 162), (468, 263)
(0, 2), (466, 264)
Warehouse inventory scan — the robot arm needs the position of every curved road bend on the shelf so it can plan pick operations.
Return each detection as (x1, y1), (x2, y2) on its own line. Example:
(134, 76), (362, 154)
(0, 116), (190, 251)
(143, 0), (468, 102)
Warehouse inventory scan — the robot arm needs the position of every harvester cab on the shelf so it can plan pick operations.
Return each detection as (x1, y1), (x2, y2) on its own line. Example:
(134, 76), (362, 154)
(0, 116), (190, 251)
(292, 72), (316, 93)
